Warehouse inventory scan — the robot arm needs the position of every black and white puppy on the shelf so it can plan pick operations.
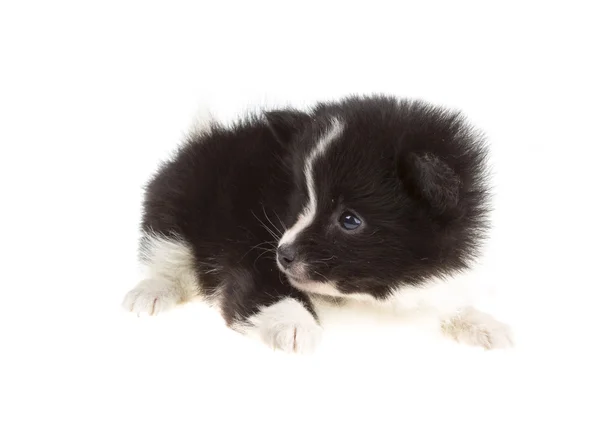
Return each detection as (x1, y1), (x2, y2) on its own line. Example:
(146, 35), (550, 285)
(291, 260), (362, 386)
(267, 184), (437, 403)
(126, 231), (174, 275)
(122, 95), (512, 353)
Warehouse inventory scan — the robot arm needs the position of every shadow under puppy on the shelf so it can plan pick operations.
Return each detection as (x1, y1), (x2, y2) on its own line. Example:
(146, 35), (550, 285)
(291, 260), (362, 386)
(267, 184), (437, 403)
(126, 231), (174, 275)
(123, 95), (512, 353)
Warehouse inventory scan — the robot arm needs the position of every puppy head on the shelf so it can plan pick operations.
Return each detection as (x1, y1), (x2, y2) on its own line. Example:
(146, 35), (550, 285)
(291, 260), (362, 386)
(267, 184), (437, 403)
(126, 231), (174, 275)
(266, 96), (490, 300)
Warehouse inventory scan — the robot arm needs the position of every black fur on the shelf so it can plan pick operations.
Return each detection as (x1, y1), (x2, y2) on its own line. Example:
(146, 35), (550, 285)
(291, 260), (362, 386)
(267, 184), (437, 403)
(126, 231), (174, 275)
(140, 95), (490, 327)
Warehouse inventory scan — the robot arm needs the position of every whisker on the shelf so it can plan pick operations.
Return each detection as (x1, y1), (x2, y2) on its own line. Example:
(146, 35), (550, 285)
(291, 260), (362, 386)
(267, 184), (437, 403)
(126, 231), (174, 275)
(256, 247), (276, 256)
(239, 242), (277, 261)
(311, 256), (336, 267)
(253, 247), (276, 270)
(313, 270), (328, 281)
(261, 204), (283, 238)
(251, 210), (280, 241)
(271, 209), (286, 231)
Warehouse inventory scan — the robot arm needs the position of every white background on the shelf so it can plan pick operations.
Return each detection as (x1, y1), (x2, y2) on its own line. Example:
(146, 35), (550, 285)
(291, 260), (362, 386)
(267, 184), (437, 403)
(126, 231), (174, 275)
(1, 1), (599, 436)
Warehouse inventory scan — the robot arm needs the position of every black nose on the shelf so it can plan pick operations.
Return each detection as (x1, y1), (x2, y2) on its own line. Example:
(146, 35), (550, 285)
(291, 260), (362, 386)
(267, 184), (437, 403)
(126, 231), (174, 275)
(277, 245), (297, 268)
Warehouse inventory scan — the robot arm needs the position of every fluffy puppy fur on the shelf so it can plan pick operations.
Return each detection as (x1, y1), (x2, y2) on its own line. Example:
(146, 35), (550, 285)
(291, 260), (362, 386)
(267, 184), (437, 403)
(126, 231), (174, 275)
(122, 95), (512, 353)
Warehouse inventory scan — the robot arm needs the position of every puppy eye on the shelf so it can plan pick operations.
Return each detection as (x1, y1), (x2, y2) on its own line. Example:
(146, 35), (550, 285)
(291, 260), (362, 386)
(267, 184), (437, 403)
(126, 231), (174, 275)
(339, 211), (362, 231)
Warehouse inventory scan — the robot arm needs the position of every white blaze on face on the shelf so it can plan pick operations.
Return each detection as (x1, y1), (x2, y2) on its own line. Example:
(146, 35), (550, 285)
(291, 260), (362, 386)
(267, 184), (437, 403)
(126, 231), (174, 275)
(279, 118), (344, 248)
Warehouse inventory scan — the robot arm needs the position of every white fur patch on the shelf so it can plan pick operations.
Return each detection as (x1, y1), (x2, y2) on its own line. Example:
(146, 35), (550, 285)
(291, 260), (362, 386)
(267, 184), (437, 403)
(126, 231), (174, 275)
(389, 277), (478, 316)
(441, 306), (514, 350)
(278, 118), (344, 247)
(122, 232), (201, 315)
(289, 277), (378, 303)
(244, 298), (323, 354)
(289, 274), (479, 310)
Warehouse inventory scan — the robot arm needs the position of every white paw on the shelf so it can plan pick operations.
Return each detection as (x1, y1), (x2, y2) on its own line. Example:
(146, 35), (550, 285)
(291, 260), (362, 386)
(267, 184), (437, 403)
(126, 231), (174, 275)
(122, 278), (181, 316)
(441, 307), (514, 350)
(262, 318), (323, 354)
(248, 298), (323, 354)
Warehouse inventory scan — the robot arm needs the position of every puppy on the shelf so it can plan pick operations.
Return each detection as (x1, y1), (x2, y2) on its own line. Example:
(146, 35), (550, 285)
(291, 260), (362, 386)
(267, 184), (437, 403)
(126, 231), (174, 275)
(122, 95), (512, 353)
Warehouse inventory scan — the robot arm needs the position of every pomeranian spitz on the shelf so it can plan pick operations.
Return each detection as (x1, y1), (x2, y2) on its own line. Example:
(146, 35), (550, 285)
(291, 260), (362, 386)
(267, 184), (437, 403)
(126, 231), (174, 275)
(122, 95), (512, 353)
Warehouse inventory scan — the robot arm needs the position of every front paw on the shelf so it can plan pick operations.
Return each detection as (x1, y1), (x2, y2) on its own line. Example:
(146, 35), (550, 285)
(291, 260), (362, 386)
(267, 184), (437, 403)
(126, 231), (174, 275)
(248, 298), (323, 354)
(122, 278), (181, 316)
(441, 307), (514, 350)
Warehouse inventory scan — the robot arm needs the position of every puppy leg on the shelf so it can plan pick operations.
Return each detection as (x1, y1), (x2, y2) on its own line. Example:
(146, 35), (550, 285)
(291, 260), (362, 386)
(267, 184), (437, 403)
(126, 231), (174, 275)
(246, 297), (323, 354)
(122, 232), (201, 316)
(222, 268), (322, 354)
(440, 306), (513, 350)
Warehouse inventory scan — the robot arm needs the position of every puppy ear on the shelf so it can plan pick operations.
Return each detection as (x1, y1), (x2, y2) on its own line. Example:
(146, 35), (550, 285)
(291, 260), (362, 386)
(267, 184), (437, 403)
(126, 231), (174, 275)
(264, 110), (310, 144)
(398, 152), (461, 211)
